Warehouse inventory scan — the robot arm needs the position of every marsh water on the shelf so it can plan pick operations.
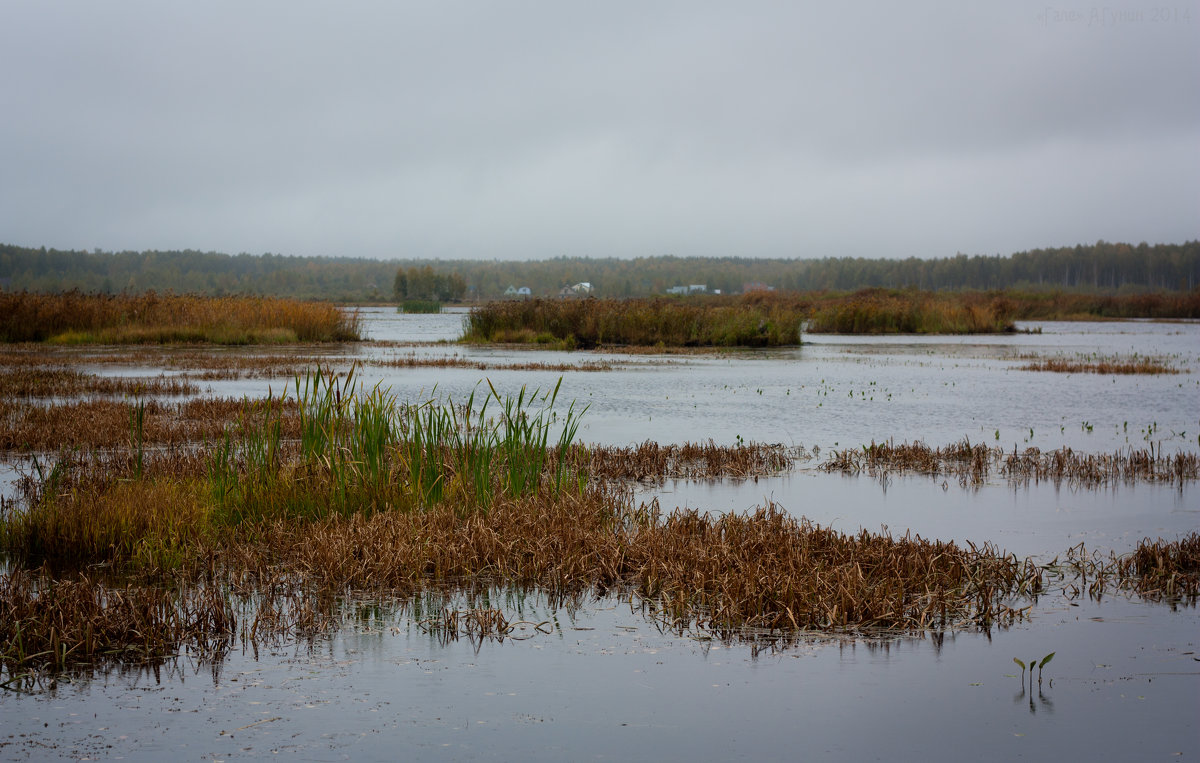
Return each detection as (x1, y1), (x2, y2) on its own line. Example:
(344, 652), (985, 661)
(3, 309), (1198, 760)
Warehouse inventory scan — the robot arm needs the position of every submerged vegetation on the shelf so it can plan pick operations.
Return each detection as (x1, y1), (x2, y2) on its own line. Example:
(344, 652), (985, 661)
(0, 290), (361, 344)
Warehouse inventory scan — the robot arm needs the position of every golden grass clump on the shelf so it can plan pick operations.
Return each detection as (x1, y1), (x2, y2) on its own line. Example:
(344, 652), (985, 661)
(0, 290), (360, 344)
(2, 479), (212, 571)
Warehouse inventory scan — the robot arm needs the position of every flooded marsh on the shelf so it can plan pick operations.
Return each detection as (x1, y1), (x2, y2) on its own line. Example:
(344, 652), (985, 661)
(2, 308), (1198, 760)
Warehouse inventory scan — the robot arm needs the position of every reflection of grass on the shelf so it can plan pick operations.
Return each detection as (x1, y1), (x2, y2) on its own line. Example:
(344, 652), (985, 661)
(0, 290), (361, 344)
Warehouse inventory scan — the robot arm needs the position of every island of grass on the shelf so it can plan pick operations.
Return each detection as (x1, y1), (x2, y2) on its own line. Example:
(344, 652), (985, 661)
(461, 288), (1200, 347)
(0, 290), (360, 344)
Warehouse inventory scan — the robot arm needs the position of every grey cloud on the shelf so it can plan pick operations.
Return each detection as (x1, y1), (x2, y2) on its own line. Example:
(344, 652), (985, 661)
(1, 1), (1196, 259)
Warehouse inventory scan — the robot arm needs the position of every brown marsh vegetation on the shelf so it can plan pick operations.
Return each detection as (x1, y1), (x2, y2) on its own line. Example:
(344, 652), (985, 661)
(0, 397), (300, 451)
(0, 367), (200, 398)
(822, 439), (1200, 487)
(4, 360), (1199, 675)
(0, 290), (360, 344)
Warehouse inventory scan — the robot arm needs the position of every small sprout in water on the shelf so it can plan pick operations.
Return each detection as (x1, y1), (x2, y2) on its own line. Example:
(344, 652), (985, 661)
(994, 430), (1000, 441)
(1038, 652), (1055, 685)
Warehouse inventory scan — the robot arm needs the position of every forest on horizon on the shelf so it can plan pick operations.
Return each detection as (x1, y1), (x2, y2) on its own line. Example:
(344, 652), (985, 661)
(1, 240), (1197, 302)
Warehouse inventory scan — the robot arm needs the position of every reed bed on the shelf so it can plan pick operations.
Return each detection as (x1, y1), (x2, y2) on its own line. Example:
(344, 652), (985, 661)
(0, 290), (360, 344)
(582, 440), (794, 483)
(822, 439), (1200, 487)
(0, 567), (235, 674)
(1005, 290), (1200, 321)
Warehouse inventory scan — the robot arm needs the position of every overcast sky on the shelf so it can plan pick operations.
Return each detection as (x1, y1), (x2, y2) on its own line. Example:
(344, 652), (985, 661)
(2, 1), (1197, 261)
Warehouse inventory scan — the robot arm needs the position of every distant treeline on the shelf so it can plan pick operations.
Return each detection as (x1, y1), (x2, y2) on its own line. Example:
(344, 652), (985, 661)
(2, 240), (1197, 301)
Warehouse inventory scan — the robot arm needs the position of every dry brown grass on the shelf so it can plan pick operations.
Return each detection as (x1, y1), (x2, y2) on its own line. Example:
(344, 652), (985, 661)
(205, 488), (1036, 636)
(1119, 533), (1200, 599)
(1051, 533), (1200, 602)
(0, 396), (301, 451)
(0, 368), (199, 398)
(822, 439), (1200, 487)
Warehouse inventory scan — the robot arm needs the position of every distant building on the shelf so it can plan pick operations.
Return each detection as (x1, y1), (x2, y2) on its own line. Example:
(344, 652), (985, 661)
(666, 284), (707, 295)
(517, 286), (531, 297)
(742, 282), (775, 293)
(504, 285), (519, 297)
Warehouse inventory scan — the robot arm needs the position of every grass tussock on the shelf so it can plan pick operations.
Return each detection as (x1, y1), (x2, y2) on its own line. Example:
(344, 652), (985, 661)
(822, 439), (1200, 487)
(0, 290), (360, 344)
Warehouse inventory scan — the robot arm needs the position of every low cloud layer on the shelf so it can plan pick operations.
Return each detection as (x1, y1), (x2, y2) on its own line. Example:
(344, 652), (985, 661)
(2, 1), (1196, 260)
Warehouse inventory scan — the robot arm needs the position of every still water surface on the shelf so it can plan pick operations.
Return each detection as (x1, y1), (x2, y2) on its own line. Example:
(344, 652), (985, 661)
(3, 310), (1197, 760)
